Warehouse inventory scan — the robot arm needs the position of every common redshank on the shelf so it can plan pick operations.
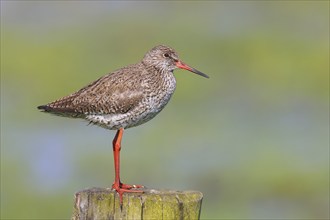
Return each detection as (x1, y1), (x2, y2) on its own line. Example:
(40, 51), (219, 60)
(37, 45), (209, 204)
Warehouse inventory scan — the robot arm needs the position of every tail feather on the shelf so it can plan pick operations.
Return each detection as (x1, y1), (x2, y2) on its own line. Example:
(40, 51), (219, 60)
(37, 104), (83, 118)
(37, 105), (52, 111)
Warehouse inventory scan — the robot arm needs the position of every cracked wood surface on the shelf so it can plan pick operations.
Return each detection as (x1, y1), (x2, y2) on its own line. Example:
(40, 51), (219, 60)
(72, 187), (203, 220)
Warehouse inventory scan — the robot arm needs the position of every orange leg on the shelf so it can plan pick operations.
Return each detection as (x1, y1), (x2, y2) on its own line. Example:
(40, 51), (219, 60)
(111, 128), (143, 205)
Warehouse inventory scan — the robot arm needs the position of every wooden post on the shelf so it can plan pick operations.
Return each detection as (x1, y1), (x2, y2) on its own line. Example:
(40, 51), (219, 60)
(72, 187), (203, 220)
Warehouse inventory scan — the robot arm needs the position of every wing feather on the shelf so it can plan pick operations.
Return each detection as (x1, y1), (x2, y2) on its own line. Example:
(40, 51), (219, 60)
(38, 64), (145, 117)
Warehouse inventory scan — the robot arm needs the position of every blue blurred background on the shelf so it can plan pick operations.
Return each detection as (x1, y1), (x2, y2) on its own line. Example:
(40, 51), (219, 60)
(1, 1), (329, 219)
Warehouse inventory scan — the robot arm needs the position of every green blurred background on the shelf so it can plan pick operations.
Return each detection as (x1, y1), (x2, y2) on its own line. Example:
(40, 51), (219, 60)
(1, 1), (329, 219)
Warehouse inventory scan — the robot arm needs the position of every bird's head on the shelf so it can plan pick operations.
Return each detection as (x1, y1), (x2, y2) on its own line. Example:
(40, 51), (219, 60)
(143, 45), (209, 78)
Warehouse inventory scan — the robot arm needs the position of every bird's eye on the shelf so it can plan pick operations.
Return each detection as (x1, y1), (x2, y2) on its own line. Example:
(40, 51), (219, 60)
(163, 53), (170, 58)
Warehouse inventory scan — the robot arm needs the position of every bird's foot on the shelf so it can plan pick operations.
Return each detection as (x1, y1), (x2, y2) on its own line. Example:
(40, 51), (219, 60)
(111, 182), (144, 207)
(119, 182), (144, 189)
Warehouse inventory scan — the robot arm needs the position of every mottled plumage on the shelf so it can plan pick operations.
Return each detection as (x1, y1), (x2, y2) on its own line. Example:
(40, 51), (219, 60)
(38, 45), (208, 129)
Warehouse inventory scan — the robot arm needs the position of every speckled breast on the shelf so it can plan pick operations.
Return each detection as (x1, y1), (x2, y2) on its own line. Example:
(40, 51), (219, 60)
(87, 73), (177, 130)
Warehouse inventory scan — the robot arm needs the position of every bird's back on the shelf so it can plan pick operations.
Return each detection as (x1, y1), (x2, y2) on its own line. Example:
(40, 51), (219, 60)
(38, 62), (176, 130)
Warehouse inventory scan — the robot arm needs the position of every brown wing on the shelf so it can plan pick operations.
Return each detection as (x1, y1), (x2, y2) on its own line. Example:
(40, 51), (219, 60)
(38, 64), (145, 117)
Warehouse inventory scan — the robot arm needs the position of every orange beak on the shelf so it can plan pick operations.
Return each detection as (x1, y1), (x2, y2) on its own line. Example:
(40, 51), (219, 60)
(176, 60), (209, 78)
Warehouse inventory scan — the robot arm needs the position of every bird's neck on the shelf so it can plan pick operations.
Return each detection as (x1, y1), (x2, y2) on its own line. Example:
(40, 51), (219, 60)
(141, 62), (176, 91)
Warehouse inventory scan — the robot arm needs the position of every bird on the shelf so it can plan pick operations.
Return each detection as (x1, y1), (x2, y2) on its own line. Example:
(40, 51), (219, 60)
(37, 45), (209, 204)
